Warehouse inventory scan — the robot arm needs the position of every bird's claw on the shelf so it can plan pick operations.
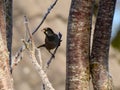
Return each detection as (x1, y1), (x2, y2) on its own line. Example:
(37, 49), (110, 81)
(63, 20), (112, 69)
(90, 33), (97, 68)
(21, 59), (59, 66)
(51, 54), (55, 58)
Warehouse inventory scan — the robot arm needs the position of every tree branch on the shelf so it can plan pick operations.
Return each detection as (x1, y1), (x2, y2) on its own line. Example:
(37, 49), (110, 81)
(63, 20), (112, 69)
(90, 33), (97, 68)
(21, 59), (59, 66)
(90, 0), (116, 89)
(32, 0), (58, 35)
(23, 19), (55, 90)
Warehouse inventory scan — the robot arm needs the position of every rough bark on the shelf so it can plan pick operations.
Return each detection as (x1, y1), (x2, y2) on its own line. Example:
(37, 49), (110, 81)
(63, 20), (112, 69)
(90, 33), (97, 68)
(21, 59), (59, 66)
(4, 0), (13, 68)
(0, 32), (13, 90)
(66, 0), (93, 90)
(0, 0), (6, 45)
(0, 1), (13, 90)
(90, 0), (116, 90)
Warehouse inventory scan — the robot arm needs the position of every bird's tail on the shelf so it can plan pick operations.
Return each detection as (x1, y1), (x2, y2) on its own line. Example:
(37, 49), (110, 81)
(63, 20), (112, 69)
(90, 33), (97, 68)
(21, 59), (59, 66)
(37, 44), (45, 48)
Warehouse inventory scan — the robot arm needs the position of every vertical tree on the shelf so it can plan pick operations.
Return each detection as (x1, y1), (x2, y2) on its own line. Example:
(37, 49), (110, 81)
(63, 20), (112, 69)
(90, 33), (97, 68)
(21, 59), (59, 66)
(4, 0), (13, 69)
(0, 0), (13, 90)
(67, 0), (116, 90)
(90, 0), (116, 89)
(66, 0), (93, 89)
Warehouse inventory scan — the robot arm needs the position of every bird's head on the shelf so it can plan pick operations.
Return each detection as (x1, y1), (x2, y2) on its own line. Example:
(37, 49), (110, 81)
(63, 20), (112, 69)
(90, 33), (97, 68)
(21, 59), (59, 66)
(42, 27), (54, 36)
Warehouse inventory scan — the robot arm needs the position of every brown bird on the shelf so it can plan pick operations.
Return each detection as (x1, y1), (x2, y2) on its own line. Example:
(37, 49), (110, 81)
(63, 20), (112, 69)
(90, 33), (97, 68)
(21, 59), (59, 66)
(37, 27), (61, 56)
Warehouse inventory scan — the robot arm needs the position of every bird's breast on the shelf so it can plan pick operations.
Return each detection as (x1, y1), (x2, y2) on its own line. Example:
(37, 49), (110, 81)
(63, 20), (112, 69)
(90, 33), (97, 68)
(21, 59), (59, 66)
(45, 35), (59, 50)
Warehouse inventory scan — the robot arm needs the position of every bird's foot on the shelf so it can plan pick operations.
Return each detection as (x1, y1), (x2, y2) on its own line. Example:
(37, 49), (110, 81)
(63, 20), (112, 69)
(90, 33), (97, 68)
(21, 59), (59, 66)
(49, 51), (55, 58)
(51, 53), (55, 58)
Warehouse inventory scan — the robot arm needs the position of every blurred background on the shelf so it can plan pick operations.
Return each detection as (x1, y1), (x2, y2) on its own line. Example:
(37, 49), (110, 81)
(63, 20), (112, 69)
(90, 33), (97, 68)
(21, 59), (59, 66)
(12, 0), (120, 90)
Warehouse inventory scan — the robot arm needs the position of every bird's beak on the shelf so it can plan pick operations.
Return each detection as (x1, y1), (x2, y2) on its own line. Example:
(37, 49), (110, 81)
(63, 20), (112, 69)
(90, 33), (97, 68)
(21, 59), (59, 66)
(41, 28), (47, 32)
(41, 29), (45, 32)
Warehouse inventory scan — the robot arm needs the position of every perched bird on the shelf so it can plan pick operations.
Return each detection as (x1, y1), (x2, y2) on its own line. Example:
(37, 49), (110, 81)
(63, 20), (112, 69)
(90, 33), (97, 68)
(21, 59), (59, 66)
(37, 27), (61, 56)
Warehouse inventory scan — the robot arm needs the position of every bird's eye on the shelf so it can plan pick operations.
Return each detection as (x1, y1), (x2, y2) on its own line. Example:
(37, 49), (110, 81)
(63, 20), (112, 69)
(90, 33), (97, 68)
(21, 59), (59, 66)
(45, 31), (48, 34)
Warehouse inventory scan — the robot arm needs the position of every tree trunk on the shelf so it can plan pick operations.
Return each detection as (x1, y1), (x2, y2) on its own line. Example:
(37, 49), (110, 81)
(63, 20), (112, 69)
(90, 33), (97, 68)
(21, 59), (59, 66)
(4, 0), (13, 69)
(0, 1), (13, 90)
(66, 0), (93, 90)
(90, 0), (116, 89)
(0, 0), (6, 44)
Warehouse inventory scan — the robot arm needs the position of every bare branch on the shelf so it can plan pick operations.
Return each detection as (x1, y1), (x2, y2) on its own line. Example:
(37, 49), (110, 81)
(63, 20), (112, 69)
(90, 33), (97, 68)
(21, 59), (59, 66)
(32, 0), (58, 35)
(17, 16), (55, 90)
(24, 16), (32, 40)
(26, 25), (55, 90)
(29, 48), (55, 90)
(11, 45), (25, 68)
(37, 47), (42, 66)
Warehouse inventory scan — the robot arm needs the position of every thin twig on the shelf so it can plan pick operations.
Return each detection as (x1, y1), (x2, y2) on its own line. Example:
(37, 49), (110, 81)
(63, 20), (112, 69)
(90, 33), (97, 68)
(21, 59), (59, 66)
(32, 0), (58, 35)
(24, 16), (32, 40)
(12, 16), (31, 68)
(30, 49), (55, 90)
(11, 45), (25, 68)
(24, 16), (31, 40)
(37, 47), (42, 67)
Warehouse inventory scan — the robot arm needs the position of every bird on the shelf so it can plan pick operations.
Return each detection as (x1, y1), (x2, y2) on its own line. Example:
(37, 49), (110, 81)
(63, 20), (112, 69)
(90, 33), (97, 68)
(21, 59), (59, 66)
(37, 27), (61, 57)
